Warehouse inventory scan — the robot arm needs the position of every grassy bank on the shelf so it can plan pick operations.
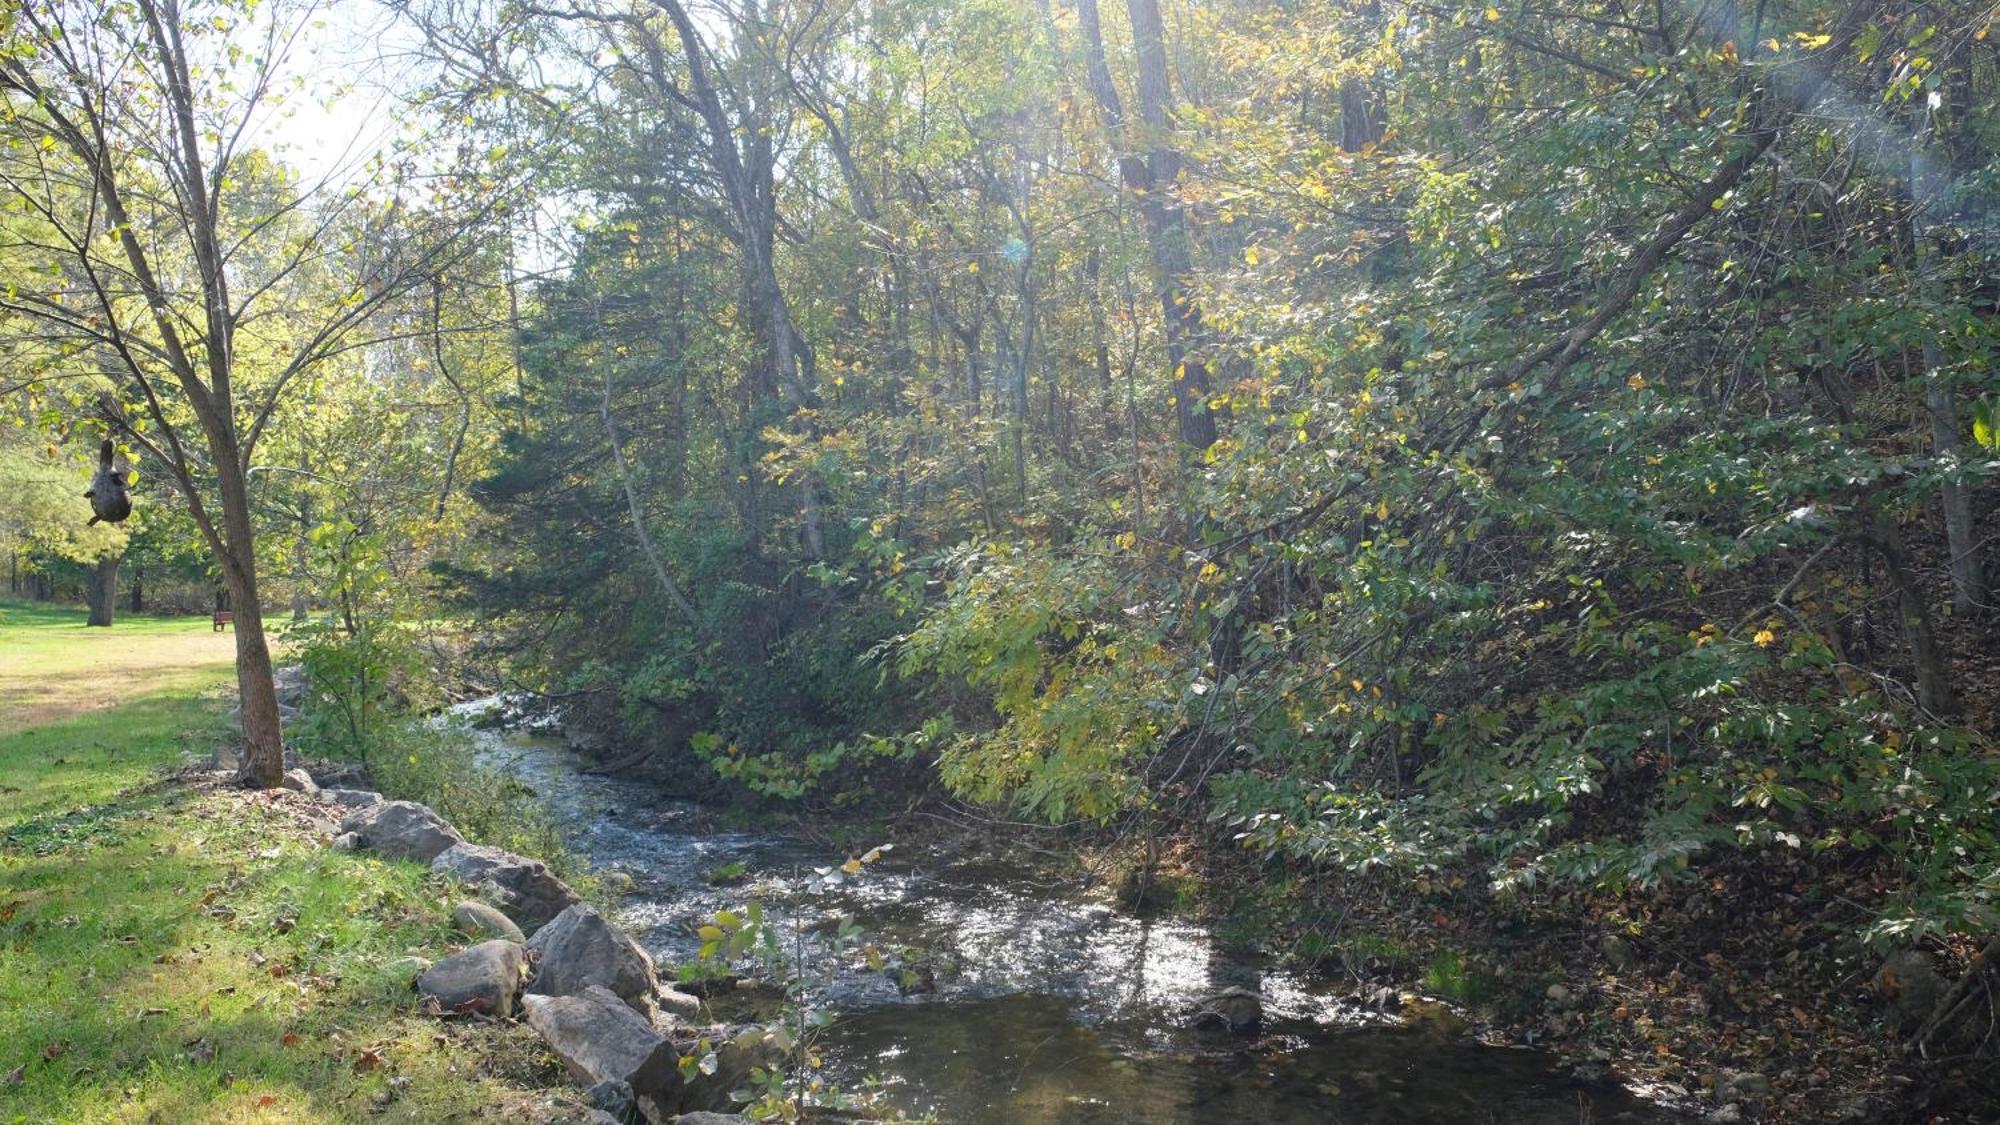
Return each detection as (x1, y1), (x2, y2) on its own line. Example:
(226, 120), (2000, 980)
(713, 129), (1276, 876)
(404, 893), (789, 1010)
(0, 601), (581, 1123)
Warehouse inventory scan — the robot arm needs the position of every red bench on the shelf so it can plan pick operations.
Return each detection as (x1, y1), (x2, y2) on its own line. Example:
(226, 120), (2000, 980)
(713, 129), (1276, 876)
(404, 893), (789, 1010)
(212, 611), (234, 632)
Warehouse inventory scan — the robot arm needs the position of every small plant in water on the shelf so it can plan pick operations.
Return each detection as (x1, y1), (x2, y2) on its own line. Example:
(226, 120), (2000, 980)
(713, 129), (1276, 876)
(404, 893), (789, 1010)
(704, 859), (750, 886)
(679, 844), (898, 1121)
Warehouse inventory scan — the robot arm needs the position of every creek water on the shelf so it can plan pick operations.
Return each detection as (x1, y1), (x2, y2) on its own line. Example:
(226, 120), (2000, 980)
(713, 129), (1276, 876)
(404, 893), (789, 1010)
(465, 710), (1673, 1124)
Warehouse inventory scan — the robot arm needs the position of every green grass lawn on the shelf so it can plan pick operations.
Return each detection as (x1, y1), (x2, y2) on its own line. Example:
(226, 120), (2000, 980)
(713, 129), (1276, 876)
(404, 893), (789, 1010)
(0, 597), (238, 735)
(0, 601), (585, 1123)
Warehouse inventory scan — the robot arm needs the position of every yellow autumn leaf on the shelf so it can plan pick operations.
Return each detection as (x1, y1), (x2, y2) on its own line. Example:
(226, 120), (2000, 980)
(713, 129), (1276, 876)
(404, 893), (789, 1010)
(1753, 628), (1776, 647)
(1626, 373), (1647, 391)
(1483, 5), (1500, 20)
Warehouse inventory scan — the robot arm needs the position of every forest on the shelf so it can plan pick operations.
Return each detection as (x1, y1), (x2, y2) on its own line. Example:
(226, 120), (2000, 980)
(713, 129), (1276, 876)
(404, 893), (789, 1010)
(1, 0), (1997, 1120)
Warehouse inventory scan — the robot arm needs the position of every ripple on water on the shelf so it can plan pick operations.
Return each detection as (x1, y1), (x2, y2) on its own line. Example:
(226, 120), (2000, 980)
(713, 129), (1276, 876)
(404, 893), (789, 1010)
(459, 711), (1673, 1124)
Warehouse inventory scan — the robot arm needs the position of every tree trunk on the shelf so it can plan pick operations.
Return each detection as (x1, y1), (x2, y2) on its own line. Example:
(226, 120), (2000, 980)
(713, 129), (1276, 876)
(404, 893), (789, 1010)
(1909, 117), (1986, 617)
(293, 481), (313, 622)
(1869, 509), (1959, 716)
(1077, 0), (1219, 455)
(84, 552), (120, 627)
(1923, 358), (1984, 616)
(215, 453), (286, 787)
(601, 364), (702, 628)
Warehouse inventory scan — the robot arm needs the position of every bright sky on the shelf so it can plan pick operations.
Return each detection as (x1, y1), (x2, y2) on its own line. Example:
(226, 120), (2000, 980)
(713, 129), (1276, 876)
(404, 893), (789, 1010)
(236, 0), (582, 276)
(241, 0), (428, 191)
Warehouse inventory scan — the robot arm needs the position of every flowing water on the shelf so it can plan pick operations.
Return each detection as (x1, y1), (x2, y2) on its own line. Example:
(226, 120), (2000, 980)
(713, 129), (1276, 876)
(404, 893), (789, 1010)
(465, 708), (1674, 1124)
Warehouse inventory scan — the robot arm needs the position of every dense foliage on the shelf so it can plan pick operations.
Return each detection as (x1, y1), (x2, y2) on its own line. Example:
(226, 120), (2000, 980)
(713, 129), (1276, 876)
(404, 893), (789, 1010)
(4, 1), (1997, 1101)
(420, 0), (1999, 954)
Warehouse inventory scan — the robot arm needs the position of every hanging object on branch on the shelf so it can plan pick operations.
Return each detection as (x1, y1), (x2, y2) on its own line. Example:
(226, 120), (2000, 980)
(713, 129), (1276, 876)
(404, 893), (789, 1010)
(84, 439), (133, 527)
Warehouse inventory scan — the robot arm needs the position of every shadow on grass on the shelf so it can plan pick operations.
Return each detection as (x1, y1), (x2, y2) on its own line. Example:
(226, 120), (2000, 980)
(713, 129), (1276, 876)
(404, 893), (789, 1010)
(0, 780), (570, 1123)
(0, 684), (234, 831)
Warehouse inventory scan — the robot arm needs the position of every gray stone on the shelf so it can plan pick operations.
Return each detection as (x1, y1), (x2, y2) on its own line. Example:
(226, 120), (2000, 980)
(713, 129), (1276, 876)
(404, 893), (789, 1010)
(322, 788), (383, 809)
(1600, 934), (1638, 972)
(417, 939), (526, 1018)
(431, 842), (580, 933)
(330, 832), (363, 852)
(522, 986), (680, 1118)
(587, 1113), (624, 1125)
(340, 800), (465, 864)
(1704, 1105), (1744, 1125)
(672, 1115), (750, 1125)
(454, 900), (526, 943)
(527, 903), (657, 1013)
(655, 987), (702, 1021)
(280, 768), (319, 797)
(272, 664), (308, 707)
(588, 1078), (635, 1118)
(1715, 1069), (1771, 1102)
(1192, 986), (1262, 1031)
(1873, 949), (1943, 1025)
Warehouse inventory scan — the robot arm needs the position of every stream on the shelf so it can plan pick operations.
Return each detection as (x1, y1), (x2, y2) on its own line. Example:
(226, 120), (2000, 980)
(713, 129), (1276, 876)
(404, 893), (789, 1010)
(463, 707), (1675, 1124)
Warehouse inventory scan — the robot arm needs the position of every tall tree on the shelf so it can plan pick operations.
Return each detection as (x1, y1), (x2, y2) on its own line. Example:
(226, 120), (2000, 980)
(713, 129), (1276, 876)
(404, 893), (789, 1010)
(1077, 0), (1219, 455)
(0, 0), (490, 784)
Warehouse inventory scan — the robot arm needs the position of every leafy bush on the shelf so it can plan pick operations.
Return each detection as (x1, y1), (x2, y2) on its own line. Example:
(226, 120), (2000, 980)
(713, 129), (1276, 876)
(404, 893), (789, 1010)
(363, 719), (582, 879)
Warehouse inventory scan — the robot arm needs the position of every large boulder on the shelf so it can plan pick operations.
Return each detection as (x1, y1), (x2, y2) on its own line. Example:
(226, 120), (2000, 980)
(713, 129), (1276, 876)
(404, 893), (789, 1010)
(280, 768), (319, 797)
(321, 787), (383, 810)
(339, 800), (464, 863)
(528, 903), (658, 1013)
(523, 986), (681, 1119)
(454, 900), (526, 943)
(431, 842), (581, 933)
(418, 939), (526, 1018)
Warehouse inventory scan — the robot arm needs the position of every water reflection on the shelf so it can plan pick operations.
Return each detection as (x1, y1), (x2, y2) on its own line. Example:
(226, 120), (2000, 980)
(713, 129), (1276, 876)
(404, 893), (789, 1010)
(461, 711), (1669, 1123)
(826, 993), (1659, 1124)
